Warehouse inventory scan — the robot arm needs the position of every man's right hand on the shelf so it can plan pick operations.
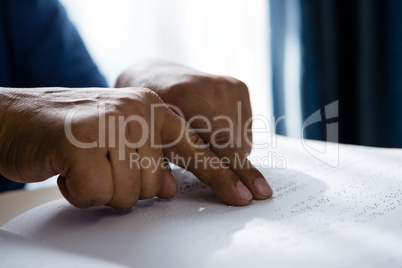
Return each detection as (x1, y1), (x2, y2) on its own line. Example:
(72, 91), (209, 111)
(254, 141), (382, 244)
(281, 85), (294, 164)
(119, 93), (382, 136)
(0, 87), (272, 209)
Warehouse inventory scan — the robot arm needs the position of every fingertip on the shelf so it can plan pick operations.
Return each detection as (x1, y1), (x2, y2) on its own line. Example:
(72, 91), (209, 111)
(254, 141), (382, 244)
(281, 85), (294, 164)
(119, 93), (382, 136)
(236, 180), (253, 201)
(252, 178), (273, 200)
(209, 179), (253, 206)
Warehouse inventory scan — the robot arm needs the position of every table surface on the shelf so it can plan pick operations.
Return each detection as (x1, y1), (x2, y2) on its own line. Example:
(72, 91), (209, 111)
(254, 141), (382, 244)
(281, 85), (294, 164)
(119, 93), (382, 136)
(0, 186), (62, 226)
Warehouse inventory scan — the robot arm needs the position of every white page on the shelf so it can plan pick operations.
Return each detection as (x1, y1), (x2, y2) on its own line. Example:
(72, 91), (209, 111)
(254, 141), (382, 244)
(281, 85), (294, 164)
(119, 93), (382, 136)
(0, 229), (127, 267)
(2, 136), (402, 268)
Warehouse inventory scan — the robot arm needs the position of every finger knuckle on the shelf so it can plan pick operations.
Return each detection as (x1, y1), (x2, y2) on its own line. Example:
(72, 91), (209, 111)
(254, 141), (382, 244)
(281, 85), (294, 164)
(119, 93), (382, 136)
(189, 132), (207, 147)
(169, 83), (197, 100)
(67, 117), (100, 146)
(223, 76), (249, 96)
(209, 130), (233, 147)
(214, 77), (230, 93)
(235, 79), (249, 92)
(114, 98), (150, 123)
(139, 88), (164, 104)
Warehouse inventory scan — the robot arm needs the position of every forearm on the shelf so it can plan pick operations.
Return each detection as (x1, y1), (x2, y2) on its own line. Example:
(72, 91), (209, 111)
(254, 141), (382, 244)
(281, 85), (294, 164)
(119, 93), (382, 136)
(0, 88), (23, 155)
(0, 88), (17, 123)
(0, 88), (25, 178)
(0, 87), (64, 182)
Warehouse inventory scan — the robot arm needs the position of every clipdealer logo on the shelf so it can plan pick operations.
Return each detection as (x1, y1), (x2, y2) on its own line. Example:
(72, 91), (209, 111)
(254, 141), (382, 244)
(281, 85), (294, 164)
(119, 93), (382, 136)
(301, 101), (339, 167)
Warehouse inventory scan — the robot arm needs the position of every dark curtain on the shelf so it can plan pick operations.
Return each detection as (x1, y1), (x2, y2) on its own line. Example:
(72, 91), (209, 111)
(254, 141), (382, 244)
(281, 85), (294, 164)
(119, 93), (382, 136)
(270, 0), (402, 148)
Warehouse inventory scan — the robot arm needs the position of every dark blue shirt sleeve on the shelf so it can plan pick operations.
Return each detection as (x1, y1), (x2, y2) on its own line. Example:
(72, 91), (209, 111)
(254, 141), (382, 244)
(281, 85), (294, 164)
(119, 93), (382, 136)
(4, 0), (108, 88)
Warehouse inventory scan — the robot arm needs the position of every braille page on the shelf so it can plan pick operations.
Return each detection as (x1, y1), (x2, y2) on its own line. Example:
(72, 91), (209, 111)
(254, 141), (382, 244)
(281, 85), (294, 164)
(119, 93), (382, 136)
(2, 136), (402, 268)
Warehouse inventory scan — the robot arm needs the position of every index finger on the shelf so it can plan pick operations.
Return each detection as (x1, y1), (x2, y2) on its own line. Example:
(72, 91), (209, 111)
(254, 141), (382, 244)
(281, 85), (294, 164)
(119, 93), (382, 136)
(173, 101), (273, 201)
(160, 108), (271, 206)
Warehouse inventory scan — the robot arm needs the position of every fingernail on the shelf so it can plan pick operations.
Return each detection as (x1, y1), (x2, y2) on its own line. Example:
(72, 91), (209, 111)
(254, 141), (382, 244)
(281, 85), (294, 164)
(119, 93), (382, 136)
(236, 181), (253, 201)
(253, 178), (272, 197)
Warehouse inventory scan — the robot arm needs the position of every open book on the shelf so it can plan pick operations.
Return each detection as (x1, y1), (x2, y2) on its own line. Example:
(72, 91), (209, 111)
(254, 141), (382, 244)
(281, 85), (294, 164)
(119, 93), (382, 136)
(1, 135), (402, 267)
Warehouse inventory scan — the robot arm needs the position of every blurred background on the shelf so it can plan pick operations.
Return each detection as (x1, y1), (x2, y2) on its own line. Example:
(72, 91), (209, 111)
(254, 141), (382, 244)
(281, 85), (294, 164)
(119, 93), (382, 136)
(60, 0), (274, 130)
(270, 0), (402, 148)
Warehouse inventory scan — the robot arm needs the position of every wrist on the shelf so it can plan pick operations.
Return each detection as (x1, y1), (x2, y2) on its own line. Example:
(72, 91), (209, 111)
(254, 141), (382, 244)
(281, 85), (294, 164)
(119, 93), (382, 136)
(0, 88), (17, 174)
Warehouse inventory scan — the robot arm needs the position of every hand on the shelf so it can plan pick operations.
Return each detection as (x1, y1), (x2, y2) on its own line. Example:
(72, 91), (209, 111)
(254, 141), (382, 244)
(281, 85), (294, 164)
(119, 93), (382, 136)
(117, 61), (273, 200)
(116, 60), (253, 154)
(0, 87), (271, 209)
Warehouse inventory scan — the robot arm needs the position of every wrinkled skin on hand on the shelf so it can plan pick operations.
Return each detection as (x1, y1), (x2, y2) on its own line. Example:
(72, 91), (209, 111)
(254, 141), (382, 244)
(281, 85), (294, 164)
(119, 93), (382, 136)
(116, 60), (253, 154)
(0, 86), (272, 210)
